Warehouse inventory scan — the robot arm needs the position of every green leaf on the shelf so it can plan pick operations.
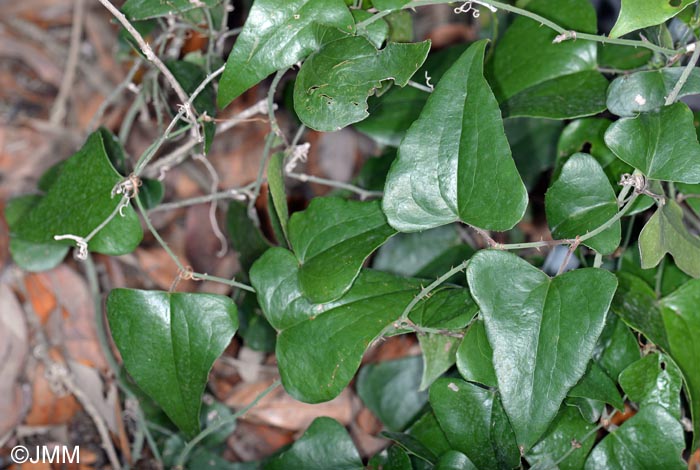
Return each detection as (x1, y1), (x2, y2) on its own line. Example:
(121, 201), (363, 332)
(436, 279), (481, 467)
(598, 43), (652, 71)
(661, 278), (700, 449)
(226, 201), (271, 274)
(435, 451), (477, 470)
(489, 0), (607, 119)
(569, 362), (625, 410)
(367, 446), (412, 470)
(217, 0), (354, 108)
(619, 353), (682, 419)
(545, 153), (621, 255)
(166, 60), (217, 152)
(418, 334), (460, 391)
(584, 405), (686, 470)
(380, 431), (437, 465)
(289, 197), (396, 303)
(354, 45), (467, 147)
(383, 40), (527, 232)
(506, 118), (564, 190)
(12, 131), (143, 256)
(593, 313), (641, 380)
(357, 356), (428, 431)
(106, 289), (238, 438)
(500, 71), (608, 119)
(678, 182), (700, 218)
(265, 417), (363, 470)
(250, 247), (421, 402)
(6, 195), (68, 271)
(408, 288), (477, 330)
(137, 178), (164, 210)
(351, 10), (388, 48)
(607, 67), (700, 117)
(372, 0), (411, 10)
(466, 250), (617, 449)
(121, 0), (219, 20)
(526, 406), (596, 470)
(456, 319), (497, 388)
(605, 102), (700, 183)
(565, 397), (605, 424)
(429, 378), (520, 470)
(407, 411), (452, 458)
(639, 200), (700, 278)
(610, 0), (695, 38)
(267, 152), (289, 244)
(293, 37), (430, 131)
(611, 273), (670, 350)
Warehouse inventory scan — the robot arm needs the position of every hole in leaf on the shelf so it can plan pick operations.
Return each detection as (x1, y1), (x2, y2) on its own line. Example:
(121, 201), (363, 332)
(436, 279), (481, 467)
(581, 141), (592, 153)
(669, 0), (681, 6)
(660, 361), (667, 370)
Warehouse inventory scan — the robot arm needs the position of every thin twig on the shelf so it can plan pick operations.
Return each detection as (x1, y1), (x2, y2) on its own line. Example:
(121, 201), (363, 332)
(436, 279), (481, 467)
(192, 153), (228, 257)
(49, 0), (85, 125)
(148, 185), (254, 212)
(287, 172), (384, 200)
(665, 40), (700, 105)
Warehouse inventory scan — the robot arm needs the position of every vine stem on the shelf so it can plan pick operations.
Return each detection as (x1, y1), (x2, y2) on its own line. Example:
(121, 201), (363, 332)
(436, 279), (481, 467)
(135, 197), (256, 292)
(286, 172), (384, 200)
(148, 184), (256, 212)
(174, 379), (282, 468)
(358, 0), (686, 57)
(96, 0), (202, 143)
(665, 39), (700, 105)
(49, 0), (84, 125)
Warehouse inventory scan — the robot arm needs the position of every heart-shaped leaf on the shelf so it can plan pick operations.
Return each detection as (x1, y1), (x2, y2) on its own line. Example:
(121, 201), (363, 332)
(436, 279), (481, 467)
(661, 279), (700, 449)
(526, 406), (596, 470)
(429, 378), (520, 470)
(467, 250), (617, 449)
(293, 36), (430, 131)
(605, 102), (700, 184)
(607, 67), (700, 117)
(639, 200), (700, 278)
(382, 40), (527, 232)
(289, 197), (397, 303)
(545, 153), (621, 255)
(12, 131), (143, 256)
(488, 0), (607, 120)
(107, 289), (238, 438)
(266, 417), (363, 470)
(217, 0), (355, 108)
(584, 405), (686, 469)
(619, 353), (682, 419)
(610, 0), (695, 38)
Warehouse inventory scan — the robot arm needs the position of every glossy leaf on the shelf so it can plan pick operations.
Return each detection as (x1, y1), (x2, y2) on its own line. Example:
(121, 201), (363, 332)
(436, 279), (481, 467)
(418, 334), (460, 391)
(489, 0), (607, 119)
(526, 406), (596, 470)
(267, 153), (289, 244)
(407, 412), (452, 459)
(250, 247), (421, 402)
(357, 356), (427, 431)
(407, 288), (477, 331)
(565, 397), (605, 424)
(584, 405), (686, 470)
(367, 446), (412, 470)
(467, 250), (617, 449)
(605, 102), (700, 183)
(351, 10), (388, 48)
(639, 200), (700, 278)
(545, 153), (621, 255)
(593, 313), (641, 380)
(217, 0), (354, 108)
(607, 67), (700, 117)
(435, 451), (477, 470)
(430, 378), (520, 470)
(619, 353), (682, 419)
(610, 0), (694, 38)
(569, 362), (624, 410)
(265, 417), (363, 470)
(383, 40), (527, 232)
(380, 431), (437, 465)
(294, 36), (430, 131)
(12, 131), (143, 256)
(122, 0), (219, 20)
(661, 279), (700, 449)
(106, 289), (238, 438)
(6, 195), (68, 272)
(289, 197), (396, 303)
(611, 273), (670, 350)
(456, 319), (497, 388)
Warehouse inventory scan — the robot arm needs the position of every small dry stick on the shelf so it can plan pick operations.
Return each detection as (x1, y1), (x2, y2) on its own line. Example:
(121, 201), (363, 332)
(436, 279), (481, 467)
(50, 0), (85, 125)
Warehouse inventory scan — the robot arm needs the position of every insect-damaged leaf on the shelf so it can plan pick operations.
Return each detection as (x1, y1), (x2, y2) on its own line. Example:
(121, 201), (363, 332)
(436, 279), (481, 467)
(293, 36), (430, 131)
(289, 197), (396, 303)
(107, 289), (238, 439)
(382, 40), (527, 232)
(605, 102), (700, 184)
(545, 153), (621, 255)
(11, 131), (143, 256)
(466, 250), (617, 450)
(619, 353), (682, 419)
(609, 0), (695, 38)
(217, 0), (355, 108)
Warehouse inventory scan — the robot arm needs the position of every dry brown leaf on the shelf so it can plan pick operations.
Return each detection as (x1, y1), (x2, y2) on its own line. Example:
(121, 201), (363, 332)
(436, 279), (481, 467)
(0, 284), (29, 438)
(227, 421), (294, 462)
(24, 348), (80, 426)
(225, 380), (355, 431)
(689, 448), (700, 470)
